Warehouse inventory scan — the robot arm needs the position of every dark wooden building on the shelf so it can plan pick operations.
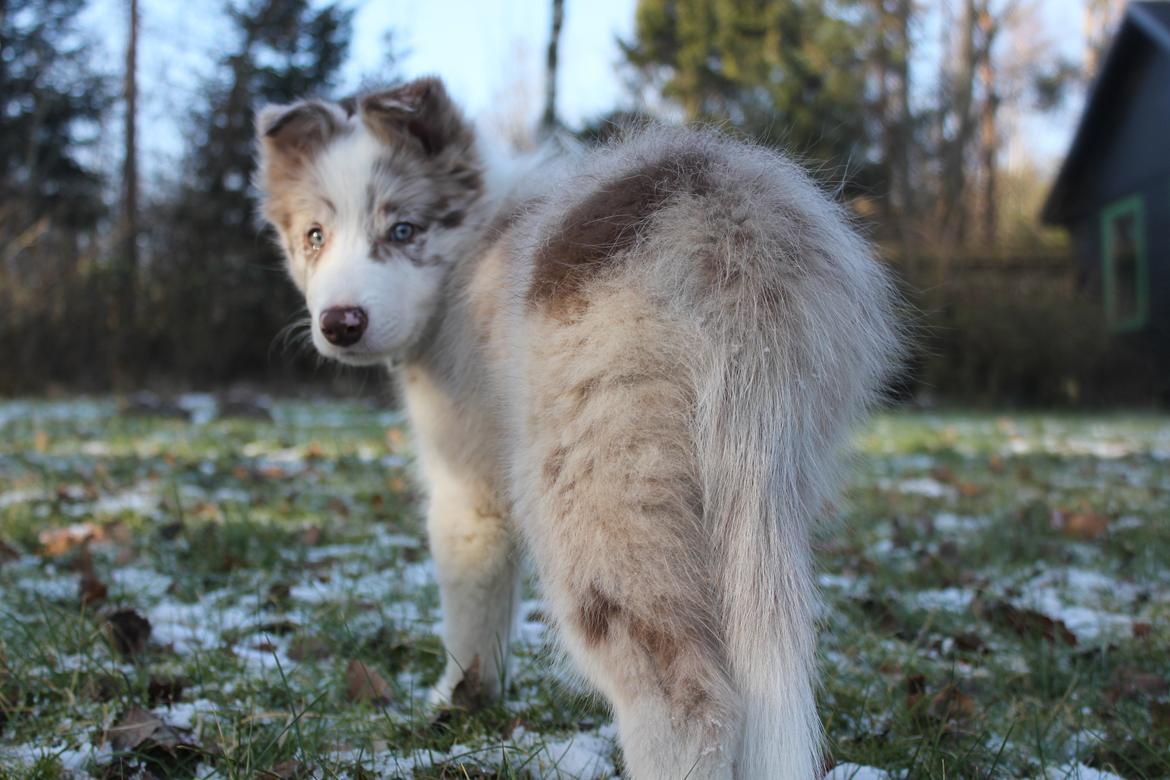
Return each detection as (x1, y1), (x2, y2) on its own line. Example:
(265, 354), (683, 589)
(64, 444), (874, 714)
(1043, 1), (1170, 350)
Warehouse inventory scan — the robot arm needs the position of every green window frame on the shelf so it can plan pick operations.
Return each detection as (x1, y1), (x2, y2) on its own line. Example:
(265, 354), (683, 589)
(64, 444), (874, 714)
(1099, 194), (1149, 332)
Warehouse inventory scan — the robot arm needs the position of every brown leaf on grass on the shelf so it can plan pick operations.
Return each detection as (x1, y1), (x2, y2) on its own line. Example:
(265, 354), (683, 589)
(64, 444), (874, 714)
(107, 706), (199, 775)
(928, 683), (976, 725)
(1106, 667), (1169, 703)
(107, 609), (152, 658)
(147, 677), (186, 706)
(904, 673), (928, 710)
(957, 482), (982, 498)
(108, 706), (194, 751)
(930, 466), (956, 484)
(1051, 508), (1110, 540)
(0, 538), (19, 566)
(952, 631), (988, 654)
(287, 635), (332, 662)
(80, 574), (109, 607)
(345, 659), (392, 704)
(39, 522), (103, 556)
(977, 599), (1077, 646)
(450, 655), (485, 711)
(299, 525), (323, 546)
(77, 541), (108, 607)
(255, 759), (310, 780)
(855, 595), (904, 635)
(1133, 622), (1152, 638)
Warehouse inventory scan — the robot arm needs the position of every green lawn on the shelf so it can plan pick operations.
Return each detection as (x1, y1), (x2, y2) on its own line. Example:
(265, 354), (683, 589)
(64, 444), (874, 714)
(1, 399), (1167, 779)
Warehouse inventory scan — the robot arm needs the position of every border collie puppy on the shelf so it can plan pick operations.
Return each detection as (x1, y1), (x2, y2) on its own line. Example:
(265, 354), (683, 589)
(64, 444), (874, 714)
(254, 77), (899, 779)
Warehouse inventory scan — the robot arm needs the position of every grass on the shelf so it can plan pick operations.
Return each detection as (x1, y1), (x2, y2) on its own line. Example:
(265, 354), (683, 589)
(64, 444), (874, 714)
(0, 399), (1168, 779)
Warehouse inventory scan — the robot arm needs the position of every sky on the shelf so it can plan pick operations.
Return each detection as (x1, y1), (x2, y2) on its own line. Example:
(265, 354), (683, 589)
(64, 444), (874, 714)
(77, 0), (1095, 187)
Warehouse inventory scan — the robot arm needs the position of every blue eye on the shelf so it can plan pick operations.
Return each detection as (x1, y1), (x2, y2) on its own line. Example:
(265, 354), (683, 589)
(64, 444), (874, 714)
(389, 222), (416, 242)
(306, 227), (325, 249)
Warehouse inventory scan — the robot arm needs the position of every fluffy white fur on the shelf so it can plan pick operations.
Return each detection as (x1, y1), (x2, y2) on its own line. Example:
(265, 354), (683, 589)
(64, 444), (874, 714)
(254, 78), (901, 779)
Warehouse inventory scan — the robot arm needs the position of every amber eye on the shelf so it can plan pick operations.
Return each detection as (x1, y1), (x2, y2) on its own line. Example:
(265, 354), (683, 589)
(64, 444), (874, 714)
(306, 227), (325, 250)
(389, 222), (416, 242)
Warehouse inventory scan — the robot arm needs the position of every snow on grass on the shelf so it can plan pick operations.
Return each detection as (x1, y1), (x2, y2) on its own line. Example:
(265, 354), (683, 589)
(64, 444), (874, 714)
(2, 403), (1169, 778)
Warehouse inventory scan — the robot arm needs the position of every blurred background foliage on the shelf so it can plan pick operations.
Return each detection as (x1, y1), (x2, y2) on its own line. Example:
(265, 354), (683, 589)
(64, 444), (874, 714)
(0, 0), (1157, 404)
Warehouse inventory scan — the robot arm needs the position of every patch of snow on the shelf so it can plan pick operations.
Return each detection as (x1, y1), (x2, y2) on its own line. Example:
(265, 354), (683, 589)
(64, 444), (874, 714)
(896, 477), (953, 497)
(0, 488), (44, 509)
(111, 565), (172, 595)
(911, 587), (975, 613)
(524, 728), (616, 778)
(154, 698), (219, 730)
(1044, 763), (1127, 780)
(0, 739), (112, 775)
(933, 513), (989, 534)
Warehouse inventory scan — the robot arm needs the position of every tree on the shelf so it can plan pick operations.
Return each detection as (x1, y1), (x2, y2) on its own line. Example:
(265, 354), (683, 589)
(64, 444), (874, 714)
(541, 0), (565, 133)
(0, 0), (110, 246)
(150, 0), (355, 384)
(621, 0), (877, 192)
(118, 0), (140, 377)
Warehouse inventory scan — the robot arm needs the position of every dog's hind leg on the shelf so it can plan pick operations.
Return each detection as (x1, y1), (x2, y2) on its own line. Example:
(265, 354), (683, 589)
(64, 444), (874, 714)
(511, 285), (739, 779)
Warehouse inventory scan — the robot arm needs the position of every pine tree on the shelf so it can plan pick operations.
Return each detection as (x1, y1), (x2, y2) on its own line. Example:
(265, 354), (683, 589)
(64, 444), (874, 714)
(0, 0), (110, 242)
(620, 0), (876, 191)
(151, 0), (355, 384)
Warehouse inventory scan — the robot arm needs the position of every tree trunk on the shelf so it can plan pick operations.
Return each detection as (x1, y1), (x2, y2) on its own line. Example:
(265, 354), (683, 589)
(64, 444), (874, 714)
(541, 0), (565, 133)
(977, 6), (999, 247)
(121, 0), (139, 329)
(117, 0), (139, 386)
(940, 0), (979, 249)
(892, 0), (914, 259)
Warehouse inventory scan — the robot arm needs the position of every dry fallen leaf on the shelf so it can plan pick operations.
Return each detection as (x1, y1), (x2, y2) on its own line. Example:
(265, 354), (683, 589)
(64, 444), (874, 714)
(107, 609), (152, 658)
(288, 635), (332, 662)
(1106, 666), (1169, 703)
(450, 655), (485, 710)
(0, 538), (19, 566)
(345, 659), (392, 704)
(109, 707), (165, 750)
(108, 706), (199, 774)
(1051, 508), (1110, 540)
(977, 599), (1077, 646)
(39, 522), (103, 556)
(256, 759), (310, 779)
(77, 541), (108, 607)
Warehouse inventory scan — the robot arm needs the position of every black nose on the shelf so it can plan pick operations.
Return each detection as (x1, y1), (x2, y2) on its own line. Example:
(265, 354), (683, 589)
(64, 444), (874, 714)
(319, 306), (368, 347)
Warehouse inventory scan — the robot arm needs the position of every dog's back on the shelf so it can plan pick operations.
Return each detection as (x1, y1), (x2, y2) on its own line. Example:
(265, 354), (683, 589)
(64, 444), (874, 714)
(475, 127), (900, 778)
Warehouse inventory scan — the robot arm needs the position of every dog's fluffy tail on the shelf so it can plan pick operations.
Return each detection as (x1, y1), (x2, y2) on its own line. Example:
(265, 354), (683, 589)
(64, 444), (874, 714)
(676, 143), (901, 778)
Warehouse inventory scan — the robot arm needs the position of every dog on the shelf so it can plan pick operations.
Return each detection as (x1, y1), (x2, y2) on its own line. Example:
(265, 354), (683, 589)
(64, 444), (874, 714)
(254, 76), (899, 779)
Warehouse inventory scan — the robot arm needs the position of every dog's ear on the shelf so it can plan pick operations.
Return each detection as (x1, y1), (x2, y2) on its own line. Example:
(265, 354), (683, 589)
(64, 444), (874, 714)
(360, 77), (472, 157)
(256, 100), (342, 164)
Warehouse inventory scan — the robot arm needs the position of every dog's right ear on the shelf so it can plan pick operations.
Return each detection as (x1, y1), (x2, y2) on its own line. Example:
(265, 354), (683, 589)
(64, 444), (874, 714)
(256, 100), (342, 166)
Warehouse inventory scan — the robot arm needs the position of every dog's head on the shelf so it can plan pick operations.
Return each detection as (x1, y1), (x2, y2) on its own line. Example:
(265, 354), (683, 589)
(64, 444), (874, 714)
(254, 77), (483, 365)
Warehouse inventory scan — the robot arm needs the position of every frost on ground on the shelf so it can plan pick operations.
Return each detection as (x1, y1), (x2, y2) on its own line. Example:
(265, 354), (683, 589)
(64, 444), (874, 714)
(1, 402), (1168, 778)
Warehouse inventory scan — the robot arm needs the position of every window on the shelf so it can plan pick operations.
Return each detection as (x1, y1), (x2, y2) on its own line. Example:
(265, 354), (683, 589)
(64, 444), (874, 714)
(1100, 195), (1148, 331)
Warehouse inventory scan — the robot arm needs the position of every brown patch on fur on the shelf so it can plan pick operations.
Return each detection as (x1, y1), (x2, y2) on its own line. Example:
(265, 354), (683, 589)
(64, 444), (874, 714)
(578, 584), (620, 645)
(527, 152), (713, 316)
(542, 446), (568, 486)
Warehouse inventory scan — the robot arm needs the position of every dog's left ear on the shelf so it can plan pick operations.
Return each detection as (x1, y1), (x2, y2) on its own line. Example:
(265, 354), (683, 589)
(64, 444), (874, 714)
(360, 77), (472, 157)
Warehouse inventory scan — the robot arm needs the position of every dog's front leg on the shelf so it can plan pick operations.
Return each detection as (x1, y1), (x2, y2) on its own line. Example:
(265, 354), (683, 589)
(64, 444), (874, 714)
(425, 479), (519, 708)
